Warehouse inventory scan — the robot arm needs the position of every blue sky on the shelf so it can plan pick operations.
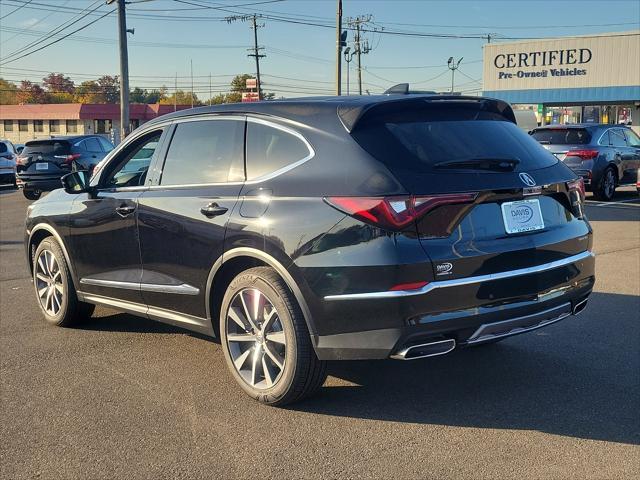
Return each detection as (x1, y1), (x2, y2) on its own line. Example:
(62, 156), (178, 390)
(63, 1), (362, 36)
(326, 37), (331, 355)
(1, 0), (639, 98)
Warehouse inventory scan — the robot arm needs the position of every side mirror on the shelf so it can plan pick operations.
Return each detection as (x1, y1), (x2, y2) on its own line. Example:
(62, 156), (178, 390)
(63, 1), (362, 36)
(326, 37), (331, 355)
(61, 170), (92, 194)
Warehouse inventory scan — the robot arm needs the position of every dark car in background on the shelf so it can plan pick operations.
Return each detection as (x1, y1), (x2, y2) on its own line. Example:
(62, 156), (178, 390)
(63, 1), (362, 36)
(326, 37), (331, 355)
(0, 140), (18, 188)
(25, 96), (594, 405)
(530, 124), (640, 201)
(17, 135), (114, 200)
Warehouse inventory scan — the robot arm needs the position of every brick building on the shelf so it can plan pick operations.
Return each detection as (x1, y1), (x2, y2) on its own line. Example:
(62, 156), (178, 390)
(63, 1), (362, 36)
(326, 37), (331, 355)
(0, 103), (192, 144)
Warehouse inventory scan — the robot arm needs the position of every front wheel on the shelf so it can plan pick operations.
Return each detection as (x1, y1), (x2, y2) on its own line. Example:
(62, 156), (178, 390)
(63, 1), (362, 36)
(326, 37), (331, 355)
(219, 267), (327, 406)
(33, 238), (94, 327)
(23, 190), (41, 200)
(594, 167), (616, 201)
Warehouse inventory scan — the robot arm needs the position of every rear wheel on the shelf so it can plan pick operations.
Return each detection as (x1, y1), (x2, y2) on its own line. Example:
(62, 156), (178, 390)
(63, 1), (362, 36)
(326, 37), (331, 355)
(33, 238), (94, 327)
(219, 266), (327, 406)
(23, 190), (41, 200)
(594, 167), (616, 201)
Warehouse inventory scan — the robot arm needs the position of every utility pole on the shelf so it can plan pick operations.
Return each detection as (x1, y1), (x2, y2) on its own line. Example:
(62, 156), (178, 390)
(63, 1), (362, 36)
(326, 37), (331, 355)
(335, 0), (342, 95)
(174, 72), (177, 112)
(190, 59), (194, 108)
(347, 15), (373, 96)
(447, 57), (463, 94)
(107, 0), (130, 141)
(227, 14), (265, 100)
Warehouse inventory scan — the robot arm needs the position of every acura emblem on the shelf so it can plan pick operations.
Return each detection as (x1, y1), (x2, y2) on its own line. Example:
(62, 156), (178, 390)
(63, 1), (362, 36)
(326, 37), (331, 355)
(519, 172), (536, 187)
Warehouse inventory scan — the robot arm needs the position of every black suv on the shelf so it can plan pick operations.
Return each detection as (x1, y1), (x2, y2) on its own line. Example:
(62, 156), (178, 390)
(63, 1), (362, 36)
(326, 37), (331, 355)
(24, 96), (594, 405)
(17, 135), (114, 200)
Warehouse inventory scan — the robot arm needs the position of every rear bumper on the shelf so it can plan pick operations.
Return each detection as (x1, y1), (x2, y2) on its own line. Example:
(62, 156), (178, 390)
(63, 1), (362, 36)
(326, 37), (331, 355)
(16, 174), (63, 192)
(312, 251), (595, 360)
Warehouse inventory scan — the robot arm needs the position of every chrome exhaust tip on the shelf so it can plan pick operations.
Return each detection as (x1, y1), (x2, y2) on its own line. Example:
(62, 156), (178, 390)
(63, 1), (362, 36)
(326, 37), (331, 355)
(391, 338), (456, 360)
(573, 298), (588, 315)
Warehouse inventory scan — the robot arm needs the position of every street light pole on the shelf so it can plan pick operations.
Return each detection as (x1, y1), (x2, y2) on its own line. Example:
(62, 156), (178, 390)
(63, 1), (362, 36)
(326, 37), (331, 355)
(447, 56), (463, 94)
(335, 0), (342, 95)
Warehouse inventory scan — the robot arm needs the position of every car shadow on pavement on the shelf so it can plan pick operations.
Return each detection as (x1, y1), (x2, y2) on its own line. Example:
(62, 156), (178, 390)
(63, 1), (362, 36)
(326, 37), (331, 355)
(293, 291), (640, 446)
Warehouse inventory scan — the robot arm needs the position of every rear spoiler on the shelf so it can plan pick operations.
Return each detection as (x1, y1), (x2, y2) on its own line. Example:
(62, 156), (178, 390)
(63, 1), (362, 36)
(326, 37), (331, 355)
(337, 95), (517, 133)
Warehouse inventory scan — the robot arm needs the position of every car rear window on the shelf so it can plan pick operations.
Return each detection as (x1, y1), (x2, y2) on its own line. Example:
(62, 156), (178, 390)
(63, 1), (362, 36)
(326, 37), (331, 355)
(351, 104), (557, 175)
(0, 143), (7, 154)
(530, 128), (592, 145)
(22, 141), (71, 156)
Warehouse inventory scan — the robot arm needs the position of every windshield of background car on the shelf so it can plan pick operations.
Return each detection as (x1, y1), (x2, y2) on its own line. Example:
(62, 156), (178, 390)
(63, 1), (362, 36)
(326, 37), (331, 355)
(530, 128), (592, 145)
(351, 103), (558, 175)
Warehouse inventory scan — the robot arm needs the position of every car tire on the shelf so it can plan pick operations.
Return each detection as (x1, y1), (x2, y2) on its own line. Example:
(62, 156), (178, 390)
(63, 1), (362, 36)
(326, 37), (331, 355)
(219, 266), (327, 406)
(33, 238), (95, 327)
(593, 167), (616, 201)
(23, 190), (41, 200)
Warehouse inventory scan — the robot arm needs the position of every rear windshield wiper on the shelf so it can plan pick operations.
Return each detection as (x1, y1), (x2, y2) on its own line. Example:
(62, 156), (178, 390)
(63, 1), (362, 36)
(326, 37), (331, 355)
(434, 157), (520, 171)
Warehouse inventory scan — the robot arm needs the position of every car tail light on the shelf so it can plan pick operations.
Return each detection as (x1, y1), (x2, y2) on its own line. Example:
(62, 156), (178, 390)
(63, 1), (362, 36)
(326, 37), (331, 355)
(324, 193), (478, 231)
(16, 156), (28, 165)
(54, 153), (81, 164)
(565, 149), (598, 161)
(567, 178), (585, 218)
(389, 281), (429, 291)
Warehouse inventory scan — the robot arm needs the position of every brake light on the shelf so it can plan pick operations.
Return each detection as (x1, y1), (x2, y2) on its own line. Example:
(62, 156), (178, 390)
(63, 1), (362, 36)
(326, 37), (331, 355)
(325, 193), (478, 231)
(565, 149), (598, 161)
(389, 281), (429, 291)
(567, 178), (585, 218)
(54, 153), (81, 164)
(567, 178), (585, 200)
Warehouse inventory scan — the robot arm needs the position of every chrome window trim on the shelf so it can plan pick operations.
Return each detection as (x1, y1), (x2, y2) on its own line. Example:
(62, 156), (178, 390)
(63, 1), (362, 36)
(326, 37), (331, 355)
(324, 250), (595, 301)
(147, 114), (316, 189)
(80, 277), (200, 295)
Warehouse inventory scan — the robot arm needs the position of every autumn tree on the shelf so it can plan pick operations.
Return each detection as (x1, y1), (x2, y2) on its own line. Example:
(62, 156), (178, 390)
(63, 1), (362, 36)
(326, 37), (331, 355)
(16, 81), (48, 104)
(160, 89), (202, 106)
(74, 80), (103, 103)
(42, 73), (75, 94)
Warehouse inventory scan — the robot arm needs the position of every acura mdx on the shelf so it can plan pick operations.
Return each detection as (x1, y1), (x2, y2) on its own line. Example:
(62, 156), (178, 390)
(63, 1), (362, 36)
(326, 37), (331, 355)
(25, 96), (595, 405)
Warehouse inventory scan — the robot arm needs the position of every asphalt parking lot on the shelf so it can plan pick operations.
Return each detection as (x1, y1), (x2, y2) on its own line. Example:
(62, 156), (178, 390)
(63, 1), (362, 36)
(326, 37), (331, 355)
(1, 186), (638, 479)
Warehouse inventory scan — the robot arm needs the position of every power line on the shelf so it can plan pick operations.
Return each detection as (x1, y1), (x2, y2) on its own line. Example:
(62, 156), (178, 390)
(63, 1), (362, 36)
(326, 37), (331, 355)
(0, 0), (34, 21)
(0, 9), (114, 66)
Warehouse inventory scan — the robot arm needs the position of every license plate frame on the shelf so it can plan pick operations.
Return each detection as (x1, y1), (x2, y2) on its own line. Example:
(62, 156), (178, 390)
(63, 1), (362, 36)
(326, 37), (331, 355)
(35, 162), (48, 171)
(501, 198), (545, 234)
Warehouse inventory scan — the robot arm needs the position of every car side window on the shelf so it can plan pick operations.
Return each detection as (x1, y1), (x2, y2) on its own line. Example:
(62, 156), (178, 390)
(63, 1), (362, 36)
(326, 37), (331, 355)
(85, 138), (103, 153)
(98, 137), (114, 152)
(159, 119), (245, 185)
(101, 131), (163, 189)
(246, 121), (312, 181)
(623, 129), (640, 147)
(609, 129), (627, 148)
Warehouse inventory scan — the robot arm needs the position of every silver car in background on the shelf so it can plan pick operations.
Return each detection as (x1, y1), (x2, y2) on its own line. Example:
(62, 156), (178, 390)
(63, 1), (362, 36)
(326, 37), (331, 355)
(0, 140), (18, 188)
(530, 124), (640, 201)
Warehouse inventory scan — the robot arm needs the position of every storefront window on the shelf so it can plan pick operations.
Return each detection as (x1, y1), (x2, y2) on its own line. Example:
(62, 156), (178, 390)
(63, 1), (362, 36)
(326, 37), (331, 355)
(95, 119), (112, 134)
(66, 120), (78, 133)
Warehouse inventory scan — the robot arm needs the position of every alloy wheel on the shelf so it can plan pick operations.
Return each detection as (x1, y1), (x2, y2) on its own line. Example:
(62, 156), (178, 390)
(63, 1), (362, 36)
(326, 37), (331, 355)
(604, 170), (615, 199)
(225, 288), (287, 389)
(35, 249), (64, 316)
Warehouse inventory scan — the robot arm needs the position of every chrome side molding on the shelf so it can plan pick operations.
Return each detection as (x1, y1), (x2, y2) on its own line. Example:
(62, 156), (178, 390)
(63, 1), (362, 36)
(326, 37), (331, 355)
(325, 250), (594, 301)
(80, 278), (199, 295)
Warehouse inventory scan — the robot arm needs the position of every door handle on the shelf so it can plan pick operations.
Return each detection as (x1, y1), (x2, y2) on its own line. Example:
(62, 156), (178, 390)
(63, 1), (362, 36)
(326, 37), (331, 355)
(115, 205), (136, 217)
(200, 203), (228, 218)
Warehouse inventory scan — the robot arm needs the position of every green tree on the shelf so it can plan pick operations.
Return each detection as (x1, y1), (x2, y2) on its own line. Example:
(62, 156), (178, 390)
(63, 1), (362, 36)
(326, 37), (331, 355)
(159, 89), (202, 106)
(97, 75), (119, 103)
(0, 78), (18, 104)
(75, 80), (103, 103)
(130, 87), (147, 103)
